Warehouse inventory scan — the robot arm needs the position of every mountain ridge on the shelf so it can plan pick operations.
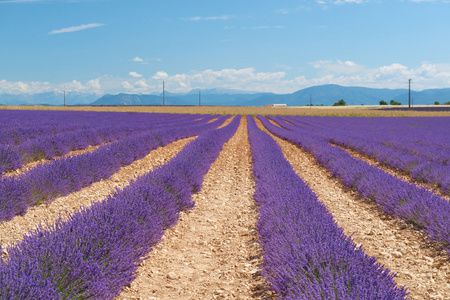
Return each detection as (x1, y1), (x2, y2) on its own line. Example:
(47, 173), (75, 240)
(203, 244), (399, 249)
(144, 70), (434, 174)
(1, 84), (450, 106)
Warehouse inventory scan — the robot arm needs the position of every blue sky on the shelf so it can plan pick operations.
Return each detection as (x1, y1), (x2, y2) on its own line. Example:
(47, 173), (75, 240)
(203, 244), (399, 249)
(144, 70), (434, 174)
(1, 0), (450, 95)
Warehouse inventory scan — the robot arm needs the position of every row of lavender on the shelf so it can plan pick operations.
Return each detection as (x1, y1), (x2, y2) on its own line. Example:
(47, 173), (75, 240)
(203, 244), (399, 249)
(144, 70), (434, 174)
(0, 111), (204, 174)
(289, 115), (450, 160)
(0, 110), (191, 145)
(0, 114), (226, 222)
(275, 115), (450, 195)
(0, 115), (240, 299)
(247, 116), (407, 299)
(259, 116), (450, 257)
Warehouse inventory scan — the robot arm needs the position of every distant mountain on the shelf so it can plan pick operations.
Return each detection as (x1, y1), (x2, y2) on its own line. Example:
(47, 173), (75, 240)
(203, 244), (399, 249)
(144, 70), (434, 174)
(92, 93), (188, 106)
(0, 91), (99, 106)
(2, 84), (450, 107)
(248, 85), (410, 106)
(90, 85), (450, 106)
(394, 88), (450, 105)
(91, 92), (272, 106)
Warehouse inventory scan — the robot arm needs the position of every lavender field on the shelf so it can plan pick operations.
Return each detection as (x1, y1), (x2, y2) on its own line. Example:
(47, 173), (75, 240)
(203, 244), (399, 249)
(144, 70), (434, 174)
(0, 109), (449, 299)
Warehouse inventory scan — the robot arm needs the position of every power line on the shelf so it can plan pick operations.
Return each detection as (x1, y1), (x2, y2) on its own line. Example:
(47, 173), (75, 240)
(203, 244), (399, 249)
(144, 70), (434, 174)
(408, 79), (412, 109)
(163, 80), (165, 106)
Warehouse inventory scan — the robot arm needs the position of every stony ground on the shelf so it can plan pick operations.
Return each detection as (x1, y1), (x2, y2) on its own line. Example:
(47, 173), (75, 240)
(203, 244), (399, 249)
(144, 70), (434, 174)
(1, 117), (449, 299)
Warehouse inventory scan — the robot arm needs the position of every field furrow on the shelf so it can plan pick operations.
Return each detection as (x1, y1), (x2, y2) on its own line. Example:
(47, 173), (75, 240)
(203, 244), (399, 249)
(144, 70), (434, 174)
(117, 117), (274, 300)
(0, 137), (194, 251)
(254, 117), (450, 299)
(2, 143), (104, 178)
(334, 144), (450, 200)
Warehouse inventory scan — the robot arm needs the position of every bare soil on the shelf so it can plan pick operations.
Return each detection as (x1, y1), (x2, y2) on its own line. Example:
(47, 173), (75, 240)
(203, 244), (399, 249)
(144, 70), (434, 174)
(255, 118), (450, 300)
(333, 144), (450, 200)
(2, 117), (449, 299)
(0, 137), (195, 252)
(117, 117), (274, 300)
(3, 144), (105, 178)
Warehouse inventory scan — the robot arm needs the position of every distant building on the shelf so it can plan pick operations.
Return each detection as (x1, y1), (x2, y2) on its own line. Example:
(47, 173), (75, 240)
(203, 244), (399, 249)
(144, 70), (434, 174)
(265, 104), (287, 108)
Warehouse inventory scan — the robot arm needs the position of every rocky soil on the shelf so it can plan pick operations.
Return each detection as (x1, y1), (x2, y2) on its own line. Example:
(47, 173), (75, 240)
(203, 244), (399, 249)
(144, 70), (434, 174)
(0, 137), (195, 251)
(255, 118), (450, 300)
(117, 117), (274, 300)
(2, 117), (449, 299)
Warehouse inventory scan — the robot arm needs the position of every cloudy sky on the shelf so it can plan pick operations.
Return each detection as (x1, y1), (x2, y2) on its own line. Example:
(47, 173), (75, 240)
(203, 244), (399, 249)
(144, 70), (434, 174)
(1, 0), (450, 95)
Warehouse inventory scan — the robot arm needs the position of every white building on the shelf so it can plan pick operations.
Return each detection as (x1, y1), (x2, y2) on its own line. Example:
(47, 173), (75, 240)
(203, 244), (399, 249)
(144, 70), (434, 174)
(265, 104), (287, 108)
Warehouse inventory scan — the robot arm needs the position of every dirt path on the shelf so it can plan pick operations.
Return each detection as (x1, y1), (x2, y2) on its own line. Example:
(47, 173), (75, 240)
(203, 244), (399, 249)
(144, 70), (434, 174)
(117, 118), (274, 300)
(333, 144), (450, 200)
(255, 118), (450, 300)
(0, 137), (195, 251)
(2, 144), (105, 178)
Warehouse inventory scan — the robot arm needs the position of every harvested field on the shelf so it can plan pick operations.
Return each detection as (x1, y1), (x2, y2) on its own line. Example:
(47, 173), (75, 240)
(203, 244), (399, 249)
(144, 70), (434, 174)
(2, 104), (450, 117)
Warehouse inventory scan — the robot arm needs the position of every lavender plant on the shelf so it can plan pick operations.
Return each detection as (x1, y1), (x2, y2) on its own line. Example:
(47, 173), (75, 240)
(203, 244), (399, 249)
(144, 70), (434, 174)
(276, 115), (450, 194)
(0, 111), (215, 174)
(247, 116), (407, 299)
(0, 115), (229, 222)
(259, 115), (450, 257)
(0, 115), (241, 299)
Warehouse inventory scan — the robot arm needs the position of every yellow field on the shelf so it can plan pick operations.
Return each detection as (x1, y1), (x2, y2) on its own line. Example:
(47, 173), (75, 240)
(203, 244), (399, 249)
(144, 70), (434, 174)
(1, 105), (449, 117)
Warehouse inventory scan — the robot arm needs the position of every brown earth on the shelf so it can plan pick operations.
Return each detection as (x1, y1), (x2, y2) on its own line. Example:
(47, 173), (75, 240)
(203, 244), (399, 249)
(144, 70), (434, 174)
(2, 116), (449, 299)
(3, 105), (450, 117)
(255, 117), (450, 300)
(117, 117), (274, 300)
(2, 144), (105, 178)
(0, 137), (195, 253)
(333, 144), (450, 200)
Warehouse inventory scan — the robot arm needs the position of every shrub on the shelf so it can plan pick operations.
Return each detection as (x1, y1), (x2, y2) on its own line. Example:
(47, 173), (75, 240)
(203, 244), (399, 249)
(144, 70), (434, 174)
(390, 100), (401, 105)
(333, 99), (347, 106)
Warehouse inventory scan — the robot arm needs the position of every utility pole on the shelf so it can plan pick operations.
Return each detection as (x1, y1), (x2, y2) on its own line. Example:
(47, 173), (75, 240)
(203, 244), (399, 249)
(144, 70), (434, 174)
(408, 79), (412, 109)
(199, 90), (201, 106)
(163, 80), (165, 106)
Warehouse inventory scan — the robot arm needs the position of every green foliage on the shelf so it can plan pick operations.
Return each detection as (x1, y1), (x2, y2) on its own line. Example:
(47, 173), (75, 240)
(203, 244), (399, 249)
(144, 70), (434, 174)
(389, 100), (401, 105)
(333, 99), (347, 106)
(379, 100), (388, 105)
(434, 101), (440, 105)
(444, 101), (450, 105)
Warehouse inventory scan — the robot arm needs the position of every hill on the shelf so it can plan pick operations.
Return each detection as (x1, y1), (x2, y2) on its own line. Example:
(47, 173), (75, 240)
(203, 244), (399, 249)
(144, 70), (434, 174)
(2, 84), (450, 106)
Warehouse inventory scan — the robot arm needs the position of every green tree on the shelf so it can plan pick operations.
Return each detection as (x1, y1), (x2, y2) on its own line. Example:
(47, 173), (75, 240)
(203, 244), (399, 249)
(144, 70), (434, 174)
(390, 100), (401, 105)
(333, 99), (347, 106)
(434, 101), (440, 105)
(379, 100), (388, 105)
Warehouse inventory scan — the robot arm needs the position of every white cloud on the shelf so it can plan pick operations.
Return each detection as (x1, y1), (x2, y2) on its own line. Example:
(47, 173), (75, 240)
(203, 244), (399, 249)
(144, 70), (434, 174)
(183, 15), (230, 21)
(241, 25), (283, 30)
(133, 57), (144, 62)
(152, 71), (169, 80)
(122, 81), (134, 90)
(49, 23), (105, 35)
(129, 71), (143, 78)
(135, 79), (149, 89)
(311, 60), (366, 75)
(309, 60), (450, 90)
(86, 79), (101, 90)
(0, 79), (103, 95)
(315, 0), (366, 6)
(2, 62), (450, 96)
(333, 0), (365, 4)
